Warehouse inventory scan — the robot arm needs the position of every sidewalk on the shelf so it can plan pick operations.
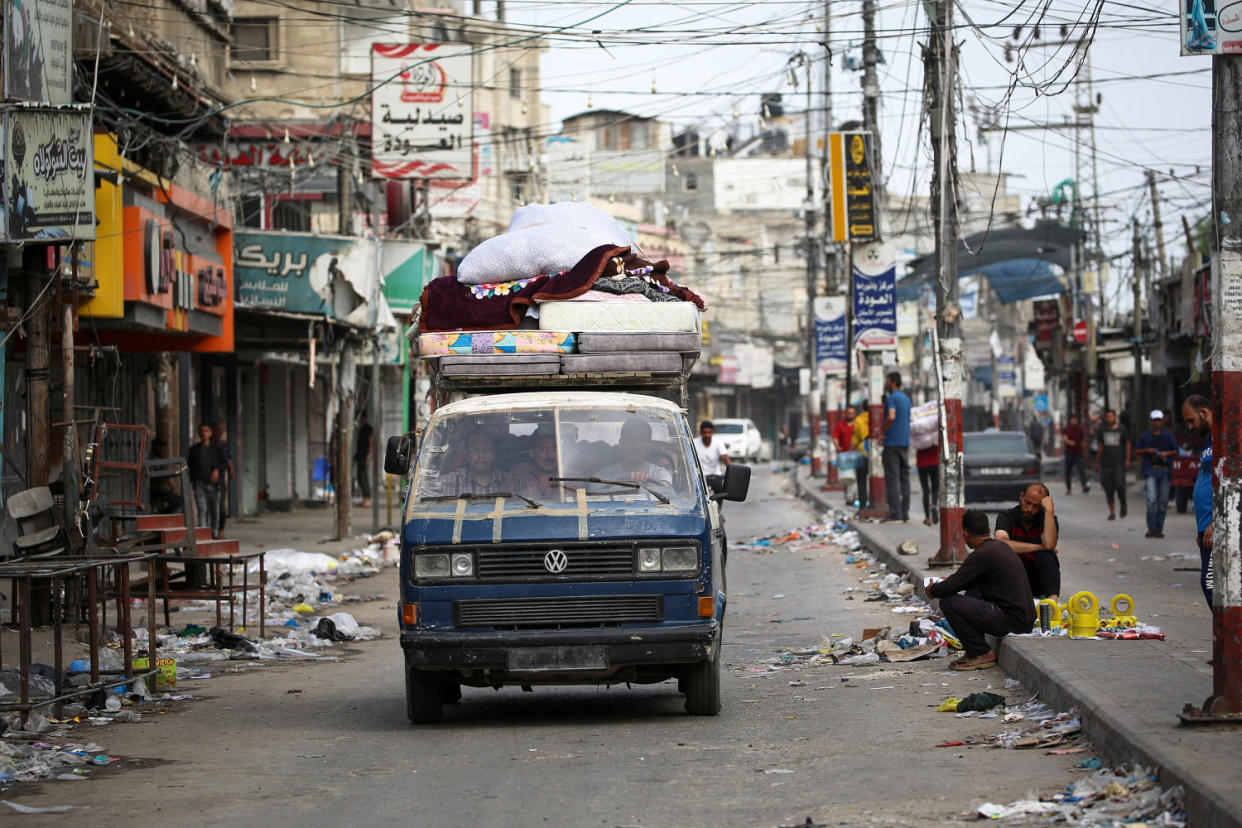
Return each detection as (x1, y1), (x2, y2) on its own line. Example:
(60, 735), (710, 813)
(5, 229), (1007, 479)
(225, 500), (399, 558)
(794, 465), (1242, 828)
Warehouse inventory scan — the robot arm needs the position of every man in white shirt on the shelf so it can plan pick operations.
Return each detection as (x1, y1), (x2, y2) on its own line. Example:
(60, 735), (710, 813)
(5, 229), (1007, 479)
(694, 420), (731, 492)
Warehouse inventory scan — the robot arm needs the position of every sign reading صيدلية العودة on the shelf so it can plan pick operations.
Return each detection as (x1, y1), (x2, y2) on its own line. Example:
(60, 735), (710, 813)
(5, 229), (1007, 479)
(851, 242), (897, 350)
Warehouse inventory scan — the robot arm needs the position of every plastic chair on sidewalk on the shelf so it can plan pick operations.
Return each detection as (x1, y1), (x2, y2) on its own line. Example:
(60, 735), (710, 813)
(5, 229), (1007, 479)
(7, 487), (70, 559)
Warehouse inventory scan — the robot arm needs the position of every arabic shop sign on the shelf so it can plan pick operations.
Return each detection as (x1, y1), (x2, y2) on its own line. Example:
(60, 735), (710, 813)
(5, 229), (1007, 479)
(1, 107), (95, 242)
(995, 354), (1018, 398)
(236, 231), (436, 318)
(235, 231), (337, 314)
(371, 43), (474, 180)
(194, 142), (316, 170)
(851, 241), (897, 350)
(1180, 0), (1242, 55)
(814, 295), (848, 375)
(4, 0), (73, 104)
(828, 131), (879, 242)
(1033, 299), (1060, 349)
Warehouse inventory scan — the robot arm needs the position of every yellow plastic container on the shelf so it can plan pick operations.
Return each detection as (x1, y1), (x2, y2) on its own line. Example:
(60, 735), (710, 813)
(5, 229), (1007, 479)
(1067, 591), (1099, 638)
(1110, 593), (1134, 616)
(1037, 598), (1064, 629)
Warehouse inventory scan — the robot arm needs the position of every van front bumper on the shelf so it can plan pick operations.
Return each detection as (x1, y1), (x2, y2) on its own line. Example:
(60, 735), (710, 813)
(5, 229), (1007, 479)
(401, 622), (719, 671)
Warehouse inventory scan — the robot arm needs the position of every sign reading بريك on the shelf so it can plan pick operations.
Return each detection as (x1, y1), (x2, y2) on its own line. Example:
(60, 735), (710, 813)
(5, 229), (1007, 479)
(371, 43), (474, 180)
(4, 0), (73, 104)
(235, 231), (436, 319)
(1, 108), (95, 242)
(851, 242), (897, 350)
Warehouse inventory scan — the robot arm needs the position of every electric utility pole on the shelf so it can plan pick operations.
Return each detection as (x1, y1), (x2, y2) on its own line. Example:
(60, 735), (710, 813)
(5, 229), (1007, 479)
(793, 53), (822, 477)
(861, 0), (881, 187)
(926, 0), (967, 564)
(854, 0), (890, 517)
(1181, 51), (1242, 723)
(820, 1), (846, 492)
(1147, 170), (1168, 280)
(1131, 219), (1144, 430)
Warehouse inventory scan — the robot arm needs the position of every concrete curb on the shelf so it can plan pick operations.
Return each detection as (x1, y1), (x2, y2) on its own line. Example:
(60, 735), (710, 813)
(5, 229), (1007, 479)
(795, 475), (1240, 828)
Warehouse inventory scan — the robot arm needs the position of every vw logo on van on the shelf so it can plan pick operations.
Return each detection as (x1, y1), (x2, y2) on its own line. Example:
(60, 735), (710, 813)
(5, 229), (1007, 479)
(543, 549), (568, 573)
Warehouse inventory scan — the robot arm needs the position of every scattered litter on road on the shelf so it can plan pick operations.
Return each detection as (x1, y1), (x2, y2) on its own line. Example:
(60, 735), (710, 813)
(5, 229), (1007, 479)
(973, 766), (1184, 825)
(3, 800), (77, 813)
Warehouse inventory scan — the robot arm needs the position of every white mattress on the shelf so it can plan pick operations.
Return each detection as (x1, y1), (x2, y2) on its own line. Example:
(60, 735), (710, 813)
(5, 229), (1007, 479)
(537, 300), (700, 333)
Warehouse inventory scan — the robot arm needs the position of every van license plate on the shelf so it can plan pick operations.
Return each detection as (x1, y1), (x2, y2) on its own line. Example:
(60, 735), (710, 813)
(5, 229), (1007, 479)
(508, 646), (608, 671)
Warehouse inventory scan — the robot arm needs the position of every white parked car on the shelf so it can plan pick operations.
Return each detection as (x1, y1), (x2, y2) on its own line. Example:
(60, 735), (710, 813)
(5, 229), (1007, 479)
(711, 418), (763, 462)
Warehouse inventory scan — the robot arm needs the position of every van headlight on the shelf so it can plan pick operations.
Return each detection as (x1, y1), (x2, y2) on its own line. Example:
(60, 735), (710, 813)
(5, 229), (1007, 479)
(414, 554), (451, 578)
(450, 553), (474, 577)
(638, 547), (662, 572)
(660, 546), (698, 572)
(636, 545), (699, 574)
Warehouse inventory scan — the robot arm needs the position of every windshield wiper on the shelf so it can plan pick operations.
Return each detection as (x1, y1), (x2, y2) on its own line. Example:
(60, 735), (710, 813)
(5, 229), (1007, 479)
(551, 477), (671, 505)
(423, 491), (541, 509)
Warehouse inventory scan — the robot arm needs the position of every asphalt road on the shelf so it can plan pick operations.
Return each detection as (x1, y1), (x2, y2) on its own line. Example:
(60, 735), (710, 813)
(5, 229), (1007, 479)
(11, 467), (1098, 826)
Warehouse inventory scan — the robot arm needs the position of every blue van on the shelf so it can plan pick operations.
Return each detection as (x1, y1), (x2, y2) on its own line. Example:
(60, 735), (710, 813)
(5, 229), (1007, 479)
(385, 390), (749, 723)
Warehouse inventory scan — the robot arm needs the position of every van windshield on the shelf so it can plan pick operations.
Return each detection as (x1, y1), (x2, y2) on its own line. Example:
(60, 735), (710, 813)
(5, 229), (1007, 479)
(411, 404), (700, 510)
(713, 422), (744, 434)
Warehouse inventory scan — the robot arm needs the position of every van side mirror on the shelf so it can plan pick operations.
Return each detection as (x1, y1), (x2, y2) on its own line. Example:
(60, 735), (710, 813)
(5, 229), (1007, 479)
(384, 434), (414, 475)
(711, 464), (751, 502)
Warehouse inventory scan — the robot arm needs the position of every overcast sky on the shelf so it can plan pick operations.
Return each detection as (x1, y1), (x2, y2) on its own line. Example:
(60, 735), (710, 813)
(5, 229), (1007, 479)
(503, 0), (1210, 300)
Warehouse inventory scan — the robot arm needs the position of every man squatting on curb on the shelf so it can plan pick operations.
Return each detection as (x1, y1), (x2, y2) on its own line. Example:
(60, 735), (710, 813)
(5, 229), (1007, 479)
(993, 482), (1061, 606)
(926, 510), (1037, 671)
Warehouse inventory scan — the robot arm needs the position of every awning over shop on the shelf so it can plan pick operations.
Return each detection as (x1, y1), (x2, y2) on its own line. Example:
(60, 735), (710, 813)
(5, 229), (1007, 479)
(898, 222), (1087, 304)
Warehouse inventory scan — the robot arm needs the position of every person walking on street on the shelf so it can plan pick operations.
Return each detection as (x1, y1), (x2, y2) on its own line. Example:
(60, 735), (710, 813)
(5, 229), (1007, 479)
(187, 424), (227, 539)
(1026, 416), (1045, 457)
(1094, 409), (1131, 520)
(354, 410), (374, 508)
(1062, 414), (1089, 495)
(926, 510), (1036, 671)
(917, 444), (940, 526)
(880, 372), (912, 522)
(694, 420), (730, 493)
(1135, 410), (1179, 538)
(211, 422), (235, 537)
(1180, 395), (1214, 607)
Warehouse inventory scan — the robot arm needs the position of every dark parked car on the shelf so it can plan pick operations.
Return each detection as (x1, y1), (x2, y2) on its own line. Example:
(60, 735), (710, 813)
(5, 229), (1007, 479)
(791, 423), (828, 461)
(962, 431), (1042, 504)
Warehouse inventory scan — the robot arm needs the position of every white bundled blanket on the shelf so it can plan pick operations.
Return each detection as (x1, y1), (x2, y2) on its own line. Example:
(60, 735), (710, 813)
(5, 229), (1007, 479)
(457, 202), (633, 286)
(911, 400), (940, 450)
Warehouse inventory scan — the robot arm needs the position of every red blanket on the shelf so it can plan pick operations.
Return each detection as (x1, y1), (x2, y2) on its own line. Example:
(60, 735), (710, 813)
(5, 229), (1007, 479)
(418, 245), (705, 332)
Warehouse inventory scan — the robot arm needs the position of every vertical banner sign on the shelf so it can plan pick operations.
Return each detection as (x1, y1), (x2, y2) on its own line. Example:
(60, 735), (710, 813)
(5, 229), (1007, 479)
(814, 295), (848, 375)
(1, 109), (95, 242)
(828, 132), (878, 242)
(995, 354), (1018, 398)
(4, 0), (73, 104)
(852, 242), (897, 350)
(1033, 299), (1060, 350)
(1179, 0), (1242, 55)
(371, 43), (474, 180)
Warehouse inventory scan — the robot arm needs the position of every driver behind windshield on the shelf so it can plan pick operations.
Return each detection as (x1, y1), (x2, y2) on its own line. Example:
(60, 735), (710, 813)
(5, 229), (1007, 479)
(444, 428), (507, 494)
(594, 418), (673, 492)
(508, 424), (562, 502)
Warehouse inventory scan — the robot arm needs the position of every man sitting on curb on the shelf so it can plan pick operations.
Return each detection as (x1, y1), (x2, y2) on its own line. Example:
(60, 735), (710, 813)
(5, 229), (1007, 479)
(994, 482), (1061, 606)
(927, 510), (1036, 671)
